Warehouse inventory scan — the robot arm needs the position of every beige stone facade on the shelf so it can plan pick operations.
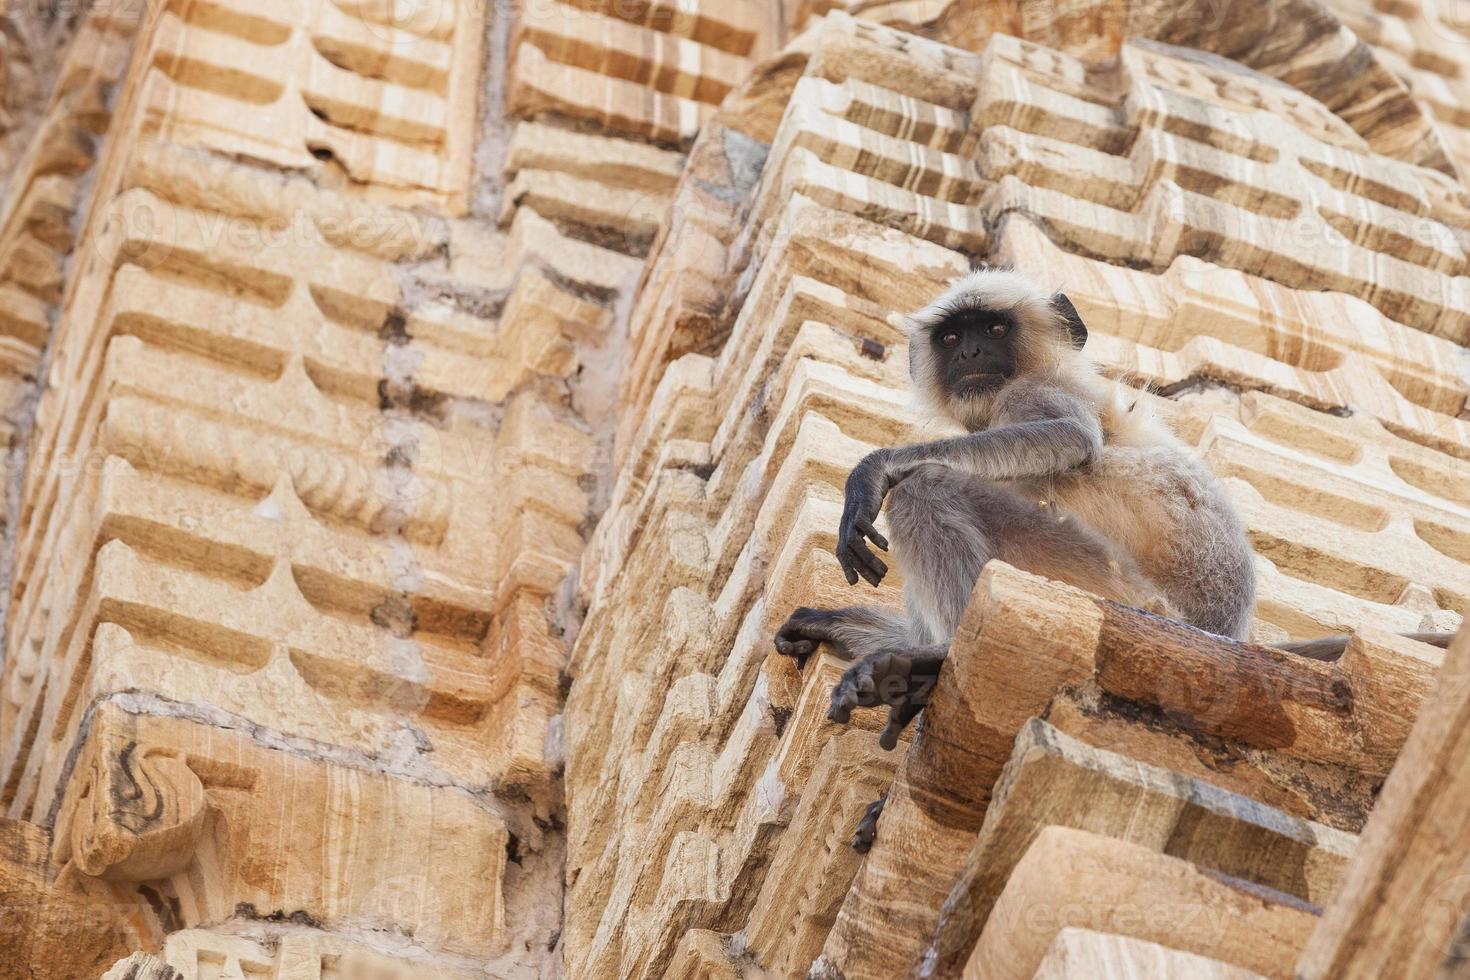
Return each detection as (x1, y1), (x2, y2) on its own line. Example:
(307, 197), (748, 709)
(1, 0), (1470, 977)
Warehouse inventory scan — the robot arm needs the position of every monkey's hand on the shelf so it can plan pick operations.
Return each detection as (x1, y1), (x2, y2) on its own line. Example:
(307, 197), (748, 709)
(838, 450), (891, 587)
(828, 649), (945, 750)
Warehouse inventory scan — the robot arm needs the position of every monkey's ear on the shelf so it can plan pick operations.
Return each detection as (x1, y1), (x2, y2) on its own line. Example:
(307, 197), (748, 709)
(1051, 293), (1088, 350)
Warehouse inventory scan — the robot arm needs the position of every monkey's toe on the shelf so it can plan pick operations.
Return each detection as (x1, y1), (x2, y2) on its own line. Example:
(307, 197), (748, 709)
(828, 656), (885, 723)
(828, 686), (869, 724)
(879, 698), (926, 750)
(773, 608), (835, 666)
(773, 635), (815, 657)
(851, 794), (886, 852)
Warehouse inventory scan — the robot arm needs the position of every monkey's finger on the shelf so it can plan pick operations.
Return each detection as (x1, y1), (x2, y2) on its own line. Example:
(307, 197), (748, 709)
(853, 558), (882, 588)
(829, 670), (874, 723)
(864, 557), (888, 586)
(828, 679), (854, 723)
(856, 519), (889, 551)
(879, 698), (925, 750)
(846, 540), (887, 586)
(835, 534), (862, 586)
(828, 693), (853, 724)
(840, 542), (868, 585)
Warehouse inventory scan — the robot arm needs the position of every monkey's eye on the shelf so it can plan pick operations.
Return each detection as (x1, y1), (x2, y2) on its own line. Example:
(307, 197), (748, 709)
(938, 330), (962, 348)
(986, 322), (1009, 338)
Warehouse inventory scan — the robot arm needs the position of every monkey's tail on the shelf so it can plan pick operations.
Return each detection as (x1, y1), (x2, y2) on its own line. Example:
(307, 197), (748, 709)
(1275, 631), (1455, 662)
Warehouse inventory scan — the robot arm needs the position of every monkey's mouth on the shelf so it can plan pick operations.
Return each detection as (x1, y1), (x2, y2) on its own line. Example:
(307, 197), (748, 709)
(953, 370), (1009, 392)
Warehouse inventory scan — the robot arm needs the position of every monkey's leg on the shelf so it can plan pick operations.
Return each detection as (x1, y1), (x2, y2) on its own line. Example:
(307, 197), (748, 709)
(852, 792), (887, 853)
(888, 463), (1169, 643)
(825, 647), (943, 852)
(773, 604), (911, 667)
(826, 464), (1166, 749)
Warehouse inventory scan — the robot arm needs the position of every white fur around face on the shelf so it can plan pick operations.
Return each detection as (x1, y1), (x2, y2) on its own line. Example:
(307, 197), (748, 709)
(905, 268), (1074, 431)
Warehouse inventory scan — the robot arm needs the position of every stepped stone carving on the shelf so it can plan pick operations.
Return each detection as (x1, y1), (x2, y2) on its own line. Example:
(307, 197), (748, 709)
(1033, 929), (1268, 979)
(0, 0), (647, 974)
(796, 0), (1460, 174)
(565, 9), (1470, 980)
(924, 717), (1353, 972)
(959, 826), (1317, 980)
(0, 3), (97, 180)
(1298, 626), (1470, 978)
(0, 1), (1465, 978)
(0, 4), (144, 557)
(141, 0), (488, 212)
(1327, 0), (1470, 171)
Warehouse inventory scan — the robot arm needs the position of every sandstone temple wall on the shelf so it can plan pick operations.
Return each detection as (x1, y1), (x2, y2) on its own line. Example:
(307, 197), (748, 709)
(0, 1), (1469, 978)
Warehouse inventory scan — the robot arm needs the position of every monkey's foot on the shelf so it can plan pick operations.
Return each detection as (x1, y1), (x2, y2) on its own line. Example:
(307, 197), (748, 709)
(773, 607), (838, 667)
(828, 649), (946, 750)
(851, 793), (887, 853)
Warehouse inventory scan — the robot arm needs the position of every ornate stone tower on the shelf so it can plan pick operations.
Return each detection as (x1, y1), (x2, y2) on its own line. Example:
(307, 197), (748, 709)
(2, 1), (1470, 977)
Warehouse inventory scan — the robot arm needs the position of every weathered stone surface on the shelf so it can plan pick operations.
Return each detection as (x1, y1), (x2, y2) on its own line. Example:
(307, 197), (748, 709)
(48, 704), (509, 954)
(0, 1), (1466, 978)
(1032, 928), (1268, 979)
(564, 12), (1470, 980)
(109, 929), (480, 979)
(1326, 0), (1470, 173)
(958, 827), (1317, 980)
(139, 0), (488, 212)
(815, 562), (1436, 976)
(921, 717), (1352, 975)
(1297, 626), (1470, 978)
(99, 954), (177, 980)
(996, 215), (1470, 456)
(0, 817), (155, 980)
(0, 3), (143, 557)
(801, 0), (1459, 174)
(0, 138), (604, 829)
(0, 0), (644, 974)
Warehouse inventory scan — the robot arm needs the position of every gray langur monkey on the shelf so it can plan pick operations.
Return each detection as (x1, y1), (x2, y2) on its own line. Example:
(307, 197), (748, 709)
(777, 266), (1256, 720)
(772, 267), (1450, 851)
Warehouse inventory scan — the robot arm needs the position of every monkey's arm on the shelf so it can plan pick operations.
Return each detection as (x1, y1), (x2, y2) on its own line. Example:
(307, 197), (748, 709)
(880, 415), (1101, 484)
(880, 387), (1102, 483)
(836, 394), (1100, 586)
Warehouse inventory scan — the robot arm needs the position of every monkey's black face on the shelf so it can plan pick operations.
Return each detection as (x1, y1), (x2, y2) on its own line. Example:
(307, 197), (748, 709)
(929, 310), (1018, 397)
